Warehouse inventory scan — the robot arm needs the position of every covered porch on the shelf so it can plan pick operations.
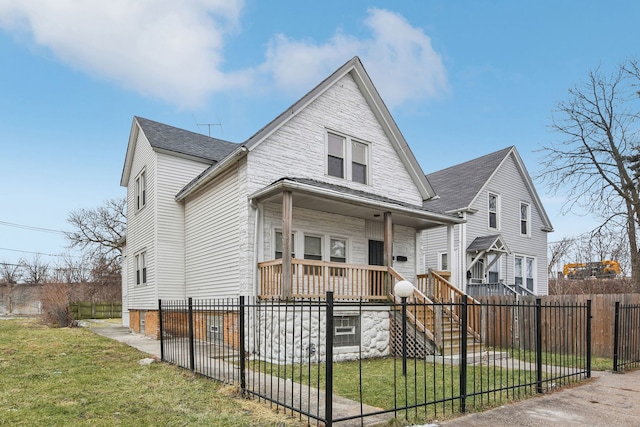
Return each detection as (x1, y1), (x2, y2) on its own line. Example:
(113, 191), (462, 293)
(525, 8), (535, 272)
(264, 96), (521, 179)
(250, 178), (463, 300)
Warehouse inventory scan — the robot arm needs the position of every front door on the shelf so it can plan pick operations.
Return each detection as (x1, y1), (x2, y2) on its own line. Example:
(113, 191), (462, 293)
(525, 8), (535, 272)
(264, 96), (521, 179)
(368, 240), (384, 296)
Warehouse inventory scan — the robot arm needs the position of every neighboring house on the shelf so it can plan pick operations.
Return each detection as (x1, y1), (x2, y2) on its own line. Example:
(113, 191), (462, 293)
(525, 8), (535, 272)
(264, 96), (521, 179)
(422, 146), (554, 296)
(120, 56), (465, 347)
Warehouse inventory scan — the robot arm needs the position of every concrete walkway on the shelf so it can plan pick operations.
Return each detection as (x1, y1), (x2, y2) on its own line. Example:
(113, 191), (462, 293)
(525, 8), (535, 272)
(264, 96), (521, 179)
(86, 320), (640, 427)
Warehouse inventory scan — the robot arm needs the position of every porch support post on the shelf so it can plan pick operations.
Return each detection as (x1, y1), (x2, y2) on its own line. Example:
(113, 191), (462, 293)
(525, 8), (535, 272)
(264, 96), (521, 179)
(384, 212), (393, 295)
(447, 224), (455, 286)
(282, 191), (293, 299)
(383, 212), (393, 267)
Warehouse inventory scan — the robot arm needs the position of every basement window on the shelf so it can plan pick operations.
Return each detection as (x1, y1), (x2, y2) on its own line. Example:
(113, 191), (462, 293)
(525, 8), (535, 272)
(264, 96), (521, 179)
(333, 315), (361, 347)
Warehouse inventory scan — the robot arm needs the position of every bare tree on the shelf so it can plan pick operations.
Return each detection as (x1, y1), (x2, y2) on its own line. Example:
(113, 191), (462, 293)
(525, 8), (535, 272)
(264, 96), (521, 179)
(0, 260), (23, 284)
(548, 237), (573, 277)
(21, 254), (49, 284)
(0, 260), (24, 314)
(65, 198), (126, 274)
(51, 253), (93, 284)
(540, 59), (640, 288)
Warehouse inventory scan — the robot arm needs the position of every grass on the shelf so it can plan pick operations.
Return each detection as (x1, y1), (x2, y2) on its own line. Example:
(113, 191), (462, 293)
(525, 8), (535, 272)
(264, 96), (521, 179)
(249, 356), (558, 422)
(0, 317), (303, 427)
(507, 347), (613, 372)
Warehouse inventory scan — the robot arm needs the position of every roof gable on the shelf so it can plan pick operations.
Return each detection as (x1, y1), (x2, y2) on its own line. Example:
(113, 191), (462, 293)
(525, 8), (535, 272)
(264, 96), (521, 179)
(424, 147), (512, 213)
(120, 116), (239, 186)
(177, 56), (436, 202)
(424, 146), (553, 231)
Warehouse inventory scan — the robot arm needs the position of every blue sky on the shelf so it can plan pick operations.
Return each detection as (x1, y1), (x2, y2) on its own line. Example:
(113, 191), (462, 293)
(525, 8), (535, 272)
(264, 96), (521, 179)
(0, 0), (638, 267)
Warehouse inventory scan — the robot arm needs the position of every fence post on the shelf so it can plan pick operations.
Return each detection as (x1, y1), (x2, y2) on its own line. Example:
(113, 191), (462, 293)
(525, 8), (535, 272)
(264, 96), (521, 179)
(535, 298), (543, 394)
(158, 299), (165, 362)
(613, 301), (620, 372)
(459, 296), (468, 413)
(586, 299), (592, 378)
(325, 291), (334, 427)
(239, 296), (246, 394)
(188, 297), (195, 372)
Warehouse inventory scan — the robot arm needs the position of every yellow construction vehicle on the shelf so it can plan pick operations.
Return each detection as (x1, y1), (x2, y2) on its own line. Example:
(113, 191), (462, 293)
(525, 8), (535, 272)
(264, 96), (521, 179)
(563, 260), (620, 279)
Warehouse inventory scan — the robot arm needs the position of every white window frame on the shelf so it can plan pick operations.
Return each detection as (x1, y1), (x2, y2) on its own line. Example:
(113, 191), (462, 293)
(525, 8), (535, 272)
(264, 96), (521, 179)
(326, 131), (370, 185)
(438, 252), (448, 271)
(520, 202), (530, 236)
(333, 314), (361, 347)
(135, 250), (147, 286)
(488, 192), (500, 230)
(515, 255), (535, 292)
(135, 169), (147, 212)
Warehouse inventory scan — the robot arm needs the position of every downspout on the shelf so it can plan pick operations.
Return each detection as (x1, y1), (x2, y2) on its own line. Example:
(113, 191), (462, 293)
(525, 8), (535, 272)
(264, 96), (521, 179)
(251, 200), (261, 297)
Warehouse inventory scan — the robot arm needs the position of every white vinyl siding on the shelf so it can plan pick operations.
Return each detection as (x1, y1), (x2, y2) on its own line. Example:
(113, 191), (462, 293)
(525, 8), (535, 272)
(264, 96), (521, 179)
(246, 73), (424, 206)
(125, 131), (156, 309)
(155, 153), (211, 300)
(185, 168), (240, 299)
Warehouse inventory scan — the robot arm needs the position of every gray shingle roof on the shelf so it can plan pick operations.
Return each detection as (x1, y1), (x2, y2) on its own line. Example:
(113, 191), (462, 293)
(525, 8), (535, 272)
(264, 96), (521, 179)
(423, 146), (513, 212)
(282, 177), (453, 216)
(135, 116), (239, 163)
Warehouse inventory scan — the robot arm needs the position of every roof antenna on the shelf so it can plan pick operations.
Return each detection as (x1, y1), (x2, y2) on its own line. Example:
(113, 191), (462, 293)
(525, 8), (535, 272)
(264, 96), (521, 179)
(193, 115), (223, 137)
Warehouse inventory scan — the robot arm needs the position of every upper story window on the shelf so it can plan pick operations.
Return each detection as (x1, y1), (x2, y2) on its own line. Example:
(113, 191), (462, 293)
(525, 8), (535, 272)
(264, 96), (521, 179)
(488, 193), (499, 229)
(135, 251), (147, 285)
(520, 202), (530, 235)
(327, 132), (369, 184)
(135, 170), (147, 211)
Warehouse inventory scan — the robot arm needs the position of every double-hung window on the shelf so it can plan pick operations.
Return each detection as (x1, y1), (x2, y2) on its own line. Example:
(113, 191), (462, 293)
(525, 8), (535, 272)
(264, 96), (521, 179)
(327, 132), (369, 184)
(520, 202), (530, 235)
(135, 251), (147, 285)
(135, 170), (147, 211)
(515, 255), (535, 291)
(488, 193), (499, 229)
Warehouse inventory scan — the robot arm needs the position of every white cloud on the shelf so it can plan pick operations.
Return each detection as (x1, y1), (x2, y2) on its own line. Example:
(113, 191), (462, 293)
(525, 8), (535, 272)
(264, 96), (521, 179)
(0, 0), (246, 108)
(257, 8), (449, 108)
(0, 3), (447, 109)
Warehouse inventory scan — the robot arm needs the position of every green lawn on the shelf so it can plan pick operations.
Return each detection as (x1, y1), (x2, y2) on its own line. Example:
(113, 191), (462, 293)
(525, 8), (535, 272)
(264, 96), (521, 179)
(249, 355), (569, 423)
(0, 318), (303, 427)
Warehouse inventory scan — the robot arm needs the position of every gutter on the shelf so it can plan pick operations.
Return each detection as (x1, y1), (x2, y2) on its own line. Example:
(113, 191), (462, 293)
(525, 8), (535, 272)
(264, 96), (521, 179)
(175, 146), (248, 201)
(250, 179), (465, 226)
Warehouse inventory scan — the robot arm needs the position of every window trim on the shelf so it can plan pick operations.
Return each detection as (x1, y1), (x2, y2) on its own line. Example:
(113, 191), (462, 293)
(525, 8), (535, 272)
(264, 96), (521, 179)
(135, 250), (147, 286)
(438, 251), (448, 271)
(488, 192), (500, 230)
(514, 255), (535, 292)
(326, 131), (370, 185)
(333, 314), (361, 347)
(520, 202), (530, 236)
(135, 169), (147, 212)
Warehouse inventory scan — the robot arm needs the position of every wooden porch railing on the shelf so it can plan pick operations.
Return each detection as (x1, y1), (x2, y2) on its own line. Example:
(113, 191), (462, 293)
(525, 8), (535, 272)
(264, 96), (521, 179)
(416, 269), (481, 339)
(258, 259), (395, 300)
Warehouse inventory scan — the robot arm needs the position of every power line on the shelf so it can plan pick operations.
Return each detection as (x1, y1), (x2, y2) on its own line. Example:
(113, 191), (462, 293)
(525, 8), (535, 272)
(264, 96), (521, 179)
(0, 220), (67, 235)
(0, 247), (71, 258)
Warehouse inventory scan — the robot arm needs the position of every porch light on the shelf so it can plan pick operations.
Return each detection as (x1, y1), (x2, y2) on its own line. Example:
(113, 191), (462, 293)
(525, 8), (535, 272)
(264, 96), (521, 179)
(394, 280), (414, 377)
(394, 280), (414, 298)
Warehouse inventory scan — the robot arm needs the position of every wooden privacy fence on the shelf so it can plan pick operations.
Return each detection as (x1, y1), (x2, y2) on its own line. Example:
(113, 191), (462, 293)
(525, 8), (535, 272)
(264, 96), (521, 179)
(69, 301), (122, 319)
(480, 293), (640, 358)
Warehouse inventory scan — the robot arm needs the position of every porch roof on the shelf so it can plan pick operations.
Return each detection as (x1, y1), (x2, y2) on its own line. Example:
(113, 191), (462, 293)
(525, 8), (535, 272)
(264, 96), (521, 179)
(467, 234), (510, 254)
(249, 177), (463, 230)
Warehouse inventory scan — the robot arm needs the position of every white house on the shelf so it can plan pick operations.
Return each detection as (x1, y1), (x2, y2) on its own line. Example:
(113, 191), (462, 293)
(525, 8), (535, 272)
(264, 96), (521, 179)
(421, 147), (554, 296)
(120, 57), (466, 341)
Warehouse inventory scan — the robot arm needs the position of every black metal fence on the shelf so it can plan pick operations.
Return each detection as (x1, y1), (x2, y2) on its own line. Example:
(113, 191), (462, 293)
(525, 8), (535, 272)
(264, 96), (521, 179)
(613, 302), (640, 372)
(159, 294), (592, 426)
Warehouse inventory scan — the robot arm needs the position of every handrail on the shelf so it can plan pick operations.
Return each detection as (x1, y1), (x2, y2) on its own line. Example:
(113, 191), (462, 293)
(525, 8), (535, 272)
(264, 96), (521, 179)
(258, 259), (390, 300)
